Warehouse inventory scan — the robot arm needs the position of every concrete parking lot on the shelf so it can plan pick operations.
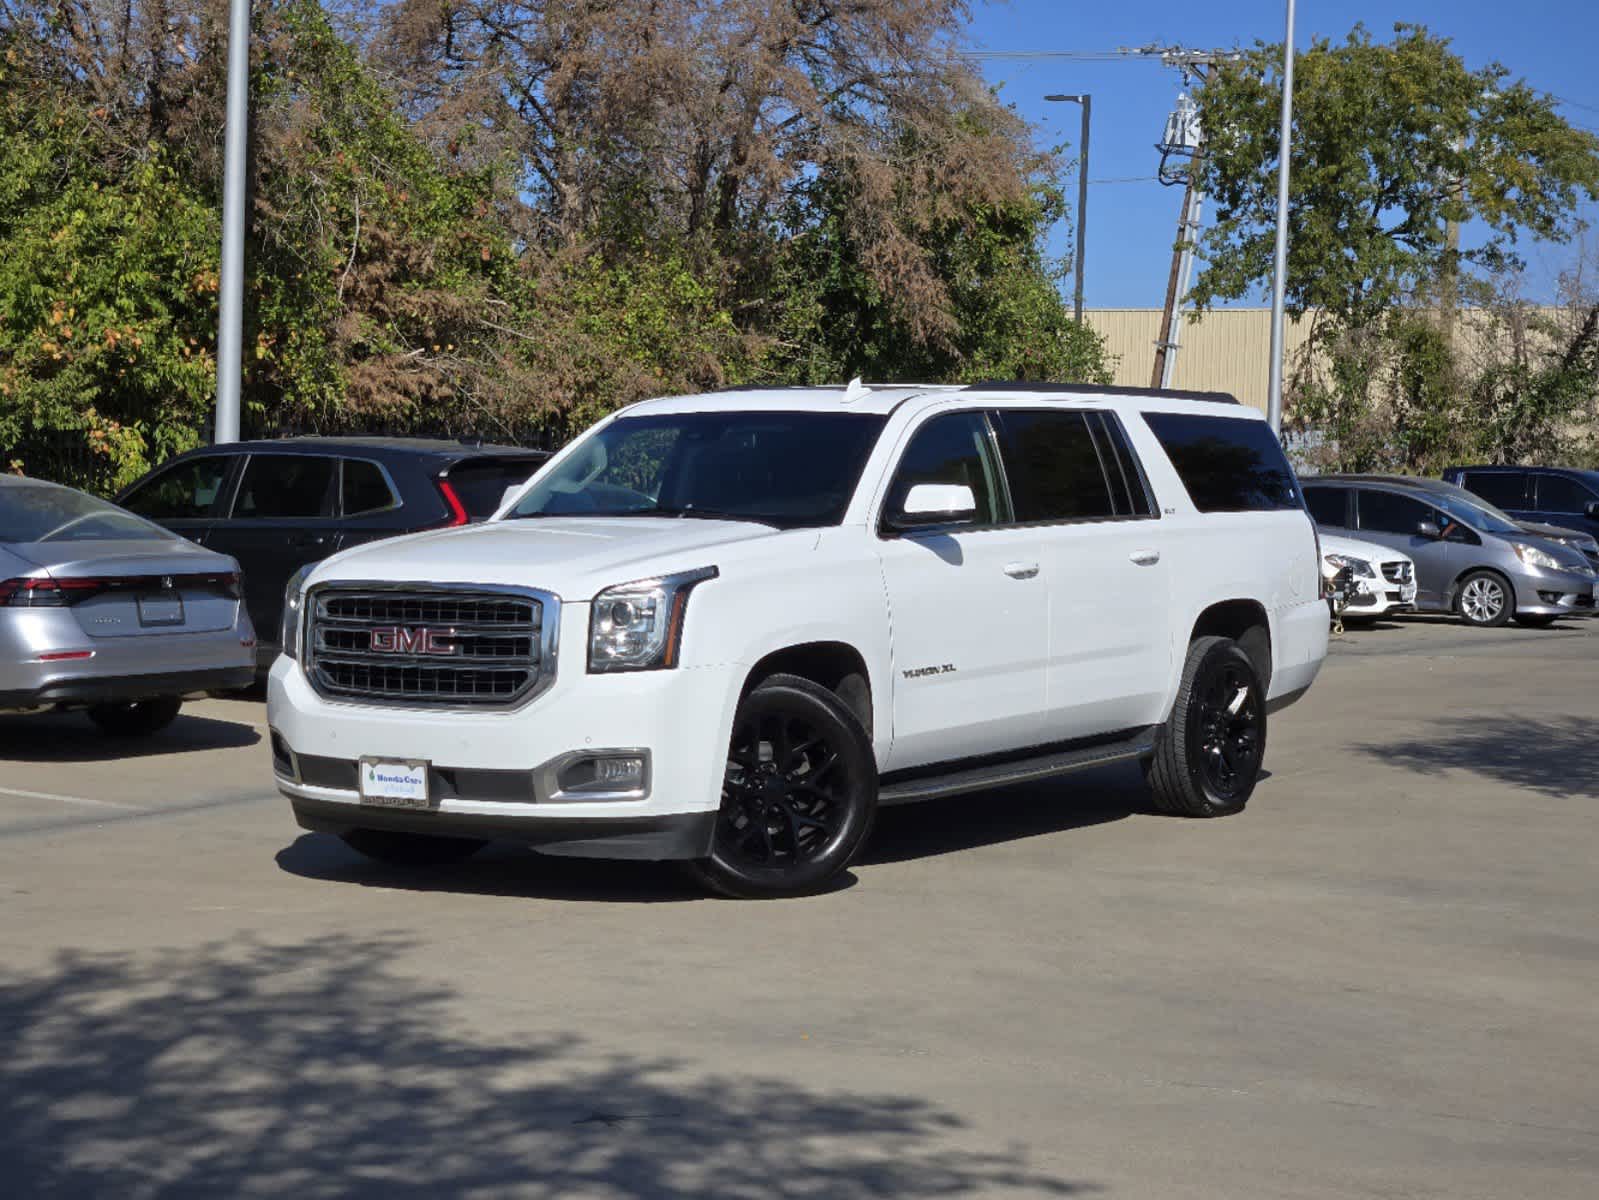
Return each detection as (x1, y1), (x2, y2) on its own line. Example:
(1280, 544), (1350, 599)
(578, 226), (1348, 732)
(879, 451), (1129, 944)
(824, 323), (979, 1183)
(2, 617), (1597, 1199)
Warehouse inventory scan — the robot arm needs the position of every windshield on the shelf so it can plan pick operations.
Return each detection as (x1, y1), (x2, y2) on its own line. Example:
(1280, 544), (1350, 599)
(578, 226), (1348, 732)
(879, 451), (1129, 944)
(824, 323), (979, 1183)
(507, 411), (888, 529)
(1428, 489), (1523, 535)
(1, 483), (176, 544)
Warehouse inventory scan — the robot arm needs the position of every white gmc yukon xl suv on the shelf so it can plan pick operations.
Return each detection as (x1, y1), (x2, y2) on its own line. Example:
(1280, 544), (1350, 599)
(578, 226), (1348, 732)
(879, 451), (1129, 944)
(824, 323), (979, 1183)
(269, 383), (1329, 897)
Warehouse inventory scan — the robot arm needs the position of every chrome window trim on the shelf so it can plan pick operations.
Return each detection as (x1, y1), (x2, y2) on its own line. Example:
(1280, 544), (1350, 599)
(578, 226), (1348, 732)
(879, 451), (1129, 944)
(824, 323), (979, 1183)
(302, 580), (560, 713)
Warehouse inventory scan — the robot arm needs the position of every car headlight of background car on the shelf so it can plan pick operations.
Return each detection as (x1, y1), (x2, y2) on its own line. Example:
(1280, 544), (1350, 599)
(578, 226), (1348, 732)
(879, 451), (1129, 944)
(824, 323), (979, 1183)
(1512, 542), (1565, 571)
(281, 564), (314, 661)
(588, 566), (718, 673)
(1323, 553), (1375, 578)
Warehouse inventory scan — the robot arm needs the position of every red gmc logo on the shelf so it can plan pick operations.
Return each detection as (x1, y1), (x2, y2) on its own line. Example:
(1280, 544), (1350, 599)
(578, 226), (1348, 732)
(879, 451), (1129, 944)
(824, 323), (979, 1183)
(369, 626), (458, 656)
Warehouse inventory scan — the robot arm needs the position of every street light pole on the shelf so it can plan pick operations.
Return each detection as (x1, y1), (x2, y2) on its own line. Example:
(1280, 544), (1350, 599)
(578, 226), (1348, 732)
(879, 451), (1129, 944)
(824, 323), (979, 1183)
(1045, 93), (1091, 323)
(214, 0), (250, 445)
(1266, 0), (1296, 434)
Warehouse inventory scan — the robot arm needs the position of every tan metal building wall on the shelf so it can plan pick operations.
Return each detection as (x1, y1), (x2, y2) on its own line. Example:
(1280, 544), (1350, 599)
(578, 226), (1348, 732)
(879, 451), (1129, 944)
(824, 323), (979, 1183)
(1084, 308), (1316, 414)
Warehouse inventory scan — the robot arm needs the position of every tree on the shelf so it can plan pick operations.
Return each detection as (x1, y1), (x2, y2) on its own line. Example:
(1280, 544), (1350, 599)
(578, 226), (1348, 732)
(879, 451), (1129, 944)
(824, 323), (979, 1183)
(1193, 23), (1599, 325)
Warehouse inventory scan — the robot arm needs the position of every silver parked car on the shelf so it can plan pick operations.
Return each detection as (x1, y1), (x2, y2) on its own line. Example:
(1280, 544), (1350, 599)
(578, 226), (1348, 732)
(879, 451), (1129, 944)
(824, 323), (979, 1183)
(1303, 475), (1596, 628)
(1, 477), (256, 735)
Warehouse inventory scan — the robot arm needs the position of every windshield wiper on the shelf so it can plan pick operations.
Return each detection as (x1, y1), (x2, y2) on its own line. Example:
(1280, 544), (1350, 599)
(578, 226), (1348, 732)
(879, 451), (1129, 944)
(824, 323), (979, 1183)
(652, 506), (780, 527)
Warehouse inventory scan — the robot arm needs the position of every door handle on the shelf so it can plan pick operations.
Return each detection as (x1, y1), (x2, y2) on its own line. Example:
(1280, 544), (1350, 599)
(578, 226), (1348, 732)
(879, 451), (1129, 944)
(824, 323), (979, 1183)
(1003, 561), (1040, 579)
(295, 533), (330, 547)
(1129, 549), (1161, 566)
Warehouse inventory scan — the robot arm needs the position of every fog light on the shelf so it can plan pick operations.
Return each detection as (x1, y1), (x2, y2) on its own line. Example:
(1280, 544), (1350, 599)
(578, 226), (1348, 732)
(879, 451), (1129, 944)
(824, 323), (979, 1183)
(552, 751), (650, 798)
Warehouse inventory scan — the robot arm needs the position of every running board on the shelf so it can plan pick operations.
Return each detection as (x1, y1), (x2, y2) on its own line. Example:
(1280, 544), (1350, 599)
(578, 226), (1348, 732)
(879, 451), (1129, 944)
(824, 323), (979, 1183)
(877, 728), (1156, 806)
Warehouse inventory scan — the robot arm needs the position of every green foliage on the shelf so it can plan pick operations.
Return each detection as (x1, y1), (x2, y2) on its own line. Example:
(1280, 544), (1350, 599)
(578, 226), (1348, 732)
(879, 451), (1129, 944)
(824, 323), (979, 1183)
(0, 42), (220, 488)
(1195, 23), (1599, 324)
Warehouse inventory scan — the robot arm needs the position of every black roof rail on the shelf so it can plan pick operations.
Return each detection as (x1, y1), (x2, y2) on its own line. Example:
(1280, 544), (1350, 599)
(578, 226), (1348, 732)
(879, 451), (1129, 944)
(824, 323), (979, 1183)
(963, 381), (1240, 405)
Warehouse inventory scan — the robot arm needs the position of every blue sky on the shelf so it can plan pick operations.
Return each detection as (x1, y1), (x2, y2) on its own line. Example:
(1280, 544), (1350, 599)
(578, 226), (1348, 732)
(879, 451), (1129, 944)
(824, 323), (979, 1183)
(964, 0), (1599, 308)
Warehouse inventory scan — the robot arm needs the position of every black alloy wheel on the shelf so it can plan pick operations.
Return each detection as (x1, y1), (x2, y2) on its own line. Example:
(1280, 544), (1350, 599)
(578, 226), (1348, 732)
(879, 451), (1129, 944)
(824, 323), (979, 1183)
(1145, 636), (1266, 817)
(691, 674), (876, 898)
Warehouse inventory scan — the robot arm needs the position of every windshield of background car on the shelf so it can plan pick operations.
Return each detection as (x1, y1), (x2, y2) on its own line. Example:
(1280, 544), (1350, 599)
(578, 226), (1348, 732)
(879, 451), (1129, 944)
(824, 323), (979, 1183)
(507, 411), (889, 528)
(1429, 491), (1522, 535)
(1, 483), (177, 544)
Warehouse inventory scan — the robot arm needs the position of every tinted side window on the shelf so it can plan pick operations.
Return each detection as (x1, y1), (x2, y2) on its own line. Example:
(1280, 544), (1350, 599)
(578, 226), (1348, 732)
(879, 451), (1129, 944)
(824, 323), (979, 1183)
(232, 456), (335, 519)
(122, 456), (231, 519)
(886, 412), (1004, 526)
(447, 458), (546, 519)
(1086, 412), (1157, 518)
(1461, 471), (1529, 509)
(1534, 474), (1597, 514)
(1357, 489), (1435, 535)
(341, 460), (398, 516)
(1141, 412), (1301, 512)
(995, 410), (1116, 522)
(1303, 486), (1349, 527)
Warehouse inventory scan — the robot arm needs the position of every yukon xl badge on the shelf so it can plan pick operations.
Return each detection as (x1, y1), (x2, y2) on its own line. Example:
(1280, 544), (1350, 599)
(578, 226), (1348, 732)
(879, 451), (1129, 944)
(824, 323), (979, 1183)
(902, 663), (957, 679)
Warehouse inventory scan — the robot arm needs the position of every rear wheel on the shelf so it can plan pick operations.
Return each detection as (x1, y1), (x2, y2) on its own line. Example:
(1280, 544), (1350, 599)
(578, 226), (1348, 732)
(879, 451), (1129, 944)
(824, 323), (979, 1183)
(690, 673), (877, 899)
(339, 829), (486, 867)
(1456, 570), (1513, 628)
(1145, 636), (1265, 818)
(87, 697), (182, 737)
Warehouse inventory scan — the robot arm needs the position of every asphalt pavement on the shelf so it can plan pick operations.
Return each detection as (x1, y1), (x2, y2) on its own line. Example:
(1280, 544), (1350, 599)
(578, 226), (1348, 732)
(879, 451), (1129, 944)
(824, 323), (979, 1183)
(2, 615), (1596, 1198)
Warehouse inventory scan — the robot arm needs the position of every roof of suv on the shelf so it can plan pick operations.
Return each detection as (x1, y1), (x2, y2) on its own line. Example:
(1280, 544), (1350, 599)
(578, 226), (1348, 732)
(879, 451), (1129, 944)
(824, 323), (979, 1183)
(628, 382), (1244, 418)
(164, 436), (545, 462)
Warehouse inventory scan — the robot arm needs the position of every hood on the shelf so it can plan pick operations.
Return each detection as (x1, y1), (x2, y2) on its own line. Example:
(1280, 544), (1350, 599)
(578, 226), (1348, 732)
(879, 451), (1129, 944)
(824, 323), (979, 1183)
(4, 535), (238, 579)
(1517, 519), (1596, 548)
(308, 516), (790, 600)
(1504, 524), (1595, 574)
(1320, 533), (1409, 567)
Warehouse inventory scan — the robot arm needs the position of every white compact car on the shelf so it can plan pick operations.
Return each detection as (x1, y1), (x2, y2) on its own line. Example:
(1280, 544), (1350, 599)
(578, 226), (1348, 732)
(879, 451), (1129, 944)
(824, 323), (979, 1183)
(268, 382), (1330, 897)
(1320, 533), (1417, 621)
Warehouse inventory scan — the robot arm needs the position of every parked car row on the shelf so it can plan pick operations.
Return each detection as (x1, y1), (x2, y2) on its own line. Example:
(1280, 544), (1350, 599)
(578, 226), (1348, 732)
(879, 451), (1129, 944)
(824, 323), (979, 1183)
(2, 437), (547, 734)
(1305, 470), (1598, 629)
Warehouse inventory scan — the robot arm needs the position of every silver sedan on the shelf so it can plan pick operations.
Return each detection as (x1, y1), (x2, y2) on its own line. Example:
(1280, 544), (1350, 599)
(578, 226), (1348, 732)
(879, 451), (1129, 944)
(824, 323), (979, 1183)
(1, 477), (255, 736)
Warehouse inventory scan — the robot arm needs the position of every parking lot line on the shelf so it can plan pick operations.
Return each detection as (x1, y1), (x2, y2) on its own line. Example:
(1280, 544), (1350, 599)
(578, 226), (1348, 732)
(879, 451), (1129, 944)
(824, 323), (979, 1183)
(0, 786), (143, 811)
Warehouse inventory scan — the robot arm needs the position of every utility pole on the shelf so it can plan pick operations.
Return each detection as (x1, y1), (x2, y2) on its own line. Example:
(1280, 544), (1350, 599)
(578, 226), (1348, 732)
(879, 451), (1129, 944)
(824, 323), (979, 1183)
(214, 0), (250, 445)
(1266, 0), (1297, 435)
(1150, 89), (1206, 388)
(1044, 94), (1092, 323)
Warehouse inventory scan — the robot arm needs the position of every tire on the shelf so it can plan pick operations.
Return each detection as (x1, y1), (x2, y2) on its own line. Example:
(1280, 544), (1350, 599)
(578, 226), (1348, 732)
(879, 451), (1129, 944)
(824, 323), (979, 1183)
(1455, 570), (1513, 628)
(87, 697), (182, 737)
(1514, 614), (1558, 628)
(1144, 636), (1266, 818)
(339, 829), (486, 867)
(689, 673), (877, 899)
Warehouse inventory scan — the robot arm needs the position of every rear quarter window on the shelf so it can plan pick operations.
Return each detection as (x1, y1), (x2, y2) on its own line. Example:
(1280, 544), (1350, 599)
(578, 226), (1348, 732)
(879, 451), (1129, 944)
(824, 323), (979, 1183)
(1141, 412), (1302, 513)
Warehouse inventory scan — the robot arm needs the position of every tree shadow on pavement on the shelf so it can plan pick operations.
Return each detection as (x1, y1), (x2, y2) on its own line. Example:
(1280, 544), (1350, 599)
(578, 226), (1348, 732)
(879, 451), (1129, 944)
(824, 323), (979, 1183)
(1356, 715), (1599, 799)
(0, 711), (259, 763)
(0, 936), (1094, 1198)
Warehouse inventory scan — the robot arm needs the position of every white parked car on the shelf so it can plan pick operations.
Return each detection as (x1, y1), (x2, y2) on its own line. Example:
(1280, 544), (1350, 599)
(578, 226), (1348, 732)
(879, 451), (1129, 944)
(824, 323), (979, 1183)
(268, 383), (1330, 897)
(1320, 533), (1417, 621)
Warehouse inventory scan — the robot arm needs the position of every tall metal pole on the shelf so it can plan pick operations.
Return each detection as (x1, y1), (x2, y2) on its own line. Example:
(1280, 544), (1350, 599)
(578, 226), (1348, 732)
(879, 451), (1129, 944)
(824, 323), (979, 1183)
(1266, 0), (1296, 433)
(214, 0), (250, 445)
(1045, 94), (1091, 323)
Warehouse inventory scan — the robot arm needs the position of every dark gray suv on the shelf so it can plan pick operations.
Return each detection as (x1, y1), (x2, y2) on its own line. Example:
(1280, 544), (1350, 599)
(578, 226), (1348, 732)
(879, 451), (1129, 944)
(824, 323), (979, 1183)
(1302, 476), (1596, 628)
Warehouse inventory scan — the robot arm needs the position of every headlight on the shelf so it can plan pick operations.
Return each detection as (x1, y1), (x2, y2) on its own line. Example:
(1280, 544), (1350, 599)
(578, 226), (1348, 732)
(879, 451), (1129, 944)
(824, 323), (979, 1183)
(1512, 542), (1562, 571)
(281, 564), (315, 661)
(1324, 553), (1375, 578)
(588, 566), (717, 673)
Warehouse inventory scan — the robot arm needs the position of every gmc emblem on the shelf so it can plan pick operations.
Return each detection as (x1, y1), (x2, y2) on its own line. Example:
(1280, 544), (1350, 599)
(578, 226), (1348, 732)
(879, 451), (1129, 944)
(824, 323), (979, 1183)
(369, 626), (458, 656)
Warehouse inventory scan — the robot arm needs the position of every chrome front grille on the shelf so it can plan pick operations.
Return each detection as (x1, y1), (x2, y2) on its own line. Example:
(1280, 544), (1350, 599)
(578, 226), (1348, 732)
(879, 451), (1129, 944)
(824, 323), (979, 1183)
(307, 587), (553, 708)
(1381, 561), (1413, 585)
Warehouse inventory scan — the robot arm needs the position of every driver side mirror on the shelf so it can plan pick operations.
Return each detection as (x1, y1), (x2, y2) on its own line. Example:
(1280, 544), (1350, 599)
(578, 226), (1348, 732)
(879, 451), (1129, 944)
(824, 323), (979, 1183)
(1417, 520), (1442, 539)
(887, 483), (978, 532)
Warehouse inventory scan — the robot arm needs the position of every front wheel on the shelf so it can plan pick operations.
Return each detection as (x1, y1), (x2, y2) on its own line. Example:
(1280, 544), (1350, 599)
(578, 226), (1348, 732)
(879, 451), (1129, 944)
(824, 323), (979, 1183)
(1144, 636), (1266, 817)
(689, 673), (877, 899)
(1456, 570), (1513, 628)
(87, 697), (182, 737)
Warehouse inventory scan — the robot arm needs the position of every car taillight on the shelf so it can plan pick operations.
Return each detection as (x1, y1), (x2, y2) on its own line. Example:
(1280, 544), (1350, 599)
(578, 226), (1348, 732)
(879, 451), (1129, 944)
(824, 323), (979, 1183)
(0, 577), (106, 607)
(435, 478), (469, 527)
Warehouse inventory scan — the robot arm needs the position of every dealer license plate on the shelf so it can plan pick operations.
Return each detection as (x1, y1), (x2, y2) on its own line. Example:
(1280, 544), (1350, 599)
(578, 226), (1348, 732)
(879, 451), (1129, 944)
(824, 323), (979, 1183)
(137, 592), (185, 627)
(359, 759), (433, 809)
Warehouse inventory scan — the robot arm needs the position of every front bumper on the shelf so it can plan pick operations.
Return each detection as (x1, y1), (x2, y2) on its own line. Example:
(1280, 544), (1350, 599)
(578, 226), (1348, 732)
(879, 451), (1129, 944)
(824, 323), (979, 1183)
(1509, 568), (1596, 617)
(266, 613), (742, 859)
